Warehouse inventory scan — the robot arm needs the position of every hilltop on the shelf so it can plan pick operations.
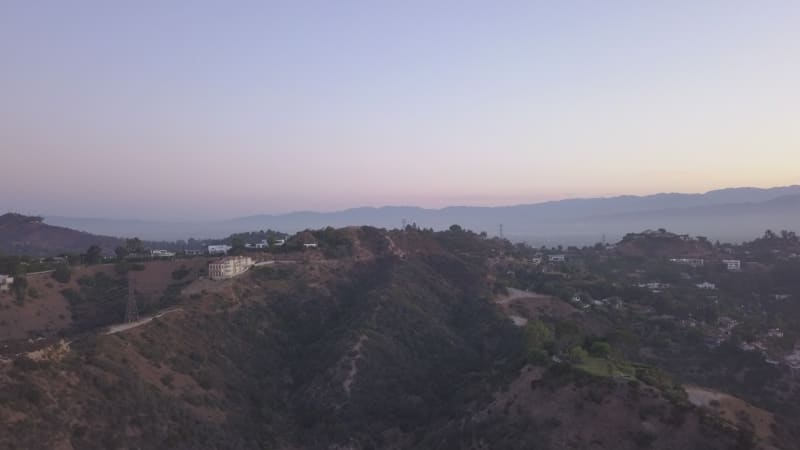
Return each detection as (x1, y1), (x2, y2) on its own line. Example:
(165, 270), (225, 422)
(1, 226), (785, 449)
(615, 229), (715, 258)
(0, 213), (123, 257)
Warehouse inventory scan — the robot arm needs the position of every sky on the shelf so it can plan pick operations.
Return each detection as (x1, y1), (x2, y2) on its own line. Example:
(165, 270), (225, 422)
(1, 1), (799, 221)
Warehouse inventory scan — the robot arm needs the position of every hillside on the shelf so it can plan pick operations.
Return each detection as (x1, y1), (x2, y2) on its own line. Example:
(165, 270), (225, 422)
(0, 227), (777, 449)
(614, 229), (716, 258)
(0, 213), (123, 256)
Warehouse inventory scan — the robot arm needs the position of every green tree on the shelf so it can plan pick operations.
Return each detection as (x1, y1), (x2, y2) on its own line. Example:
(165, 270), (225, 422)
(85, 245), (103, 265)
(52, 265), (71, 283)
(114, 246), (129, 259)
(13, 276), (28, 301)
(524, 320), (554, 364)
(589, 341), (612, 358)
(126, 238), (143, 254)
(231, 237), (245, 250)
(568, 346), (588, 363)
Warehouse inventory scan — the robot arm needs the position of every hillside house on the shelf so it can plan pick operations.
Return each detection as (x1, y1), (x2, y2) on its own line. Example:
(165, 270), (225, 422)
(670, 258), (705, 267)
(208, 245), (233, 255)
(151, 249), (176, 258)
(273, 239), (286, 247)
(722, 259), (741, 271)
(303, 243), (318, 248)
(549, 254), (566, 262)
(767, 328), (784, 338)
(696, 282), (717, 290)
(245, 240), (269, 249)
(208, 256), (254, 280)
(637, 282), (670, 292)
(0, 275), (13, 292)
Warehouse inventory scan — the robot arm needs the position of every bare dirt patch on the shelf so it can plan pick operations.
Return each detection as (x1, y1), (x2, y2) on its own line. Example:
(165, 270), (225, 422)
(686, 385), (778, 446)
(494, 288), (578, 322)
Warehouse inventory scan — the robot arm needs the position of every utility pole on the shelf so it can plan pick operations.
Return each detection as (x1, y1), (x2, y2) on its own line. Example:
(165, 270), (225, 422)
(125, 277), (139, 323)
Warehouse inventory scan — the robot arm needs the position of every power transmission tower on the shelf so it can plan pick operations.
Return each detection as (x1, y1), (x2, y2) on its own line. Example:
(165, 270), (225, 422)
(125, 277), (139, 323)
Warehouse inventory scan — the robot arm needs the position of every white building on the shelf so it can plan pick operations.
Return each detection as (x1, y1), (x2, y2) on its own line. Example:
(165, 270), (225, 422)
(151, 249), (176, 258)
(696, 282), (717, 290)
(208, 245), (233, 255)
(638, 282), (670, 292)
(670, 258), (705, 268)
(273, 239), (286, 247)
(208, 256), (254, 280)
(766, 328), (784, 338)
(549, 254), (566, 262)
(303, 243), (318, 248)
(0, 274), (13, 292)
(245, 240), (269, 249)
(722, 259), (741, 271)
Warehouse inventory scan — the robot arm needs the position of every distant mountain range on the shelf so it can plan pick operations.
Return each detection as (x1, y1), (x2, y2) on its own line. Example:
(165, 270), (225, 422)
(40, 185), (800, 245)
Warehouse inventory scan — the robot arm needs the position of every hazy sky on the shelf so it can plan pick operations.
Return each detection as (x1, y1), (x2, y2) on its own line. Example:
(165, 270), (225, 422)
(2, 1), (799, 221)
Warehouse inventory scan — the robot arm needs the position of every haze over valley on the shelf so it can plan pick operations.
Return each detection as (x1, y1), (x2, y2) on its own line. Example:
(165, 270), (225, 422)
(40, 185), (800, 245)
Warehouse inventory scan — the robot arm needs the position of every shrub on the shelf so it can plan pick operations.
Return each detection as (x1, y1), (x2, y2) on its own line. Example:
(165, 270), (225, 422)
(52, 265), (72, 283)
(589, 341), (611, 358)
(568, 346), (588, 363)
(160, 373), (174, 388)
(171, 266), (191, 280)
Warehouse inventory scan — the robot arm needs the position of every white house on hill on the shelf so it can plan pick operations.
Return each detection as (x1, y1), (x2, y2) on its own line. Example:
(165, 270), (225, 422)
(208, 256), (254, 280)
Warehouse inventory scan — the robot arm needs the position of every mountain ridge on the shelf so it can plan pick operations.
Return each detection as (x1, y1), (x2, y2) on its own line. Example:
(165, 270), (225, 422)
(37, 185), (800, 243)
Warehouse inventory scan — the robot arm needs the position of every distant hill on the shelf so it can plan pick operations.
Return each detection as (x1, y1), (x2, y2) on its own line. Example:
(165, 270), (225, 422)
(0, 213), (122, 256)
(42, 184), (800, 244)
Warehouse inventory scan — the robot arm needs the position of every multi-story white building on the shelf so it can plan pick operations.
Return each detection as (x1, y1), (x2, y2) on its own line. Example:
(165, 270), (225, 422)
(208, 256), (254, 280)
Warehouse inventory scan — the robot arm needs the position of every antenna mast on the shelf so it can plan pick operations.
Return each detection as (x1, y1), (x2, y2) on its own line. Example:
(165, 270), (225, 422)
(125, 277), (139, 323)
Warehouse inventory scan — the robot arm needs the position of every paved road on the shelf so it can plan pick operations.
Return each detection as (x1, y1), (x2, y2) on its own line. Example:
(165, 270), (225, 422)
(106, 308), (182, 335)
